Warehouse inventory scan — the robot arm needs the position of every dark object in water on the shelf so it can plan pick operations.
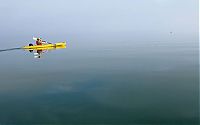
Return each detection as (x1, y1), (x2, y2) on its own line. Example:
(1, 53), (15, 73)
(0, 48), (21, 52)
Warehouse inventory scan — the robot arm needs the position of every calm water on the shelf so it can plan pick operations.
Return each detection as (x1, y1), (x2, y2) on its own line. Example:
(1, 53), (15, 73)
(0, 37), (198, 124)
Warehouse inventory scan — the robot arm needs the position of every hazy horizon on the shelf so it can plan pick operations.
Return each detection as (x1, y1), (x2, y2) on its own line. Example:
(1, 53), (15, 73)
(0, 0), (198, 48)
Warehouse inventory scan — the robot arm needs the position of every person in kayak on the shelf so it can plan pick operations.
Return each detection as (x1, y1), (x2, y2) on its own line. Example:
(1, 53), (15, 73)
(36, 38), (43, 45)
(35, 38), (47, 45)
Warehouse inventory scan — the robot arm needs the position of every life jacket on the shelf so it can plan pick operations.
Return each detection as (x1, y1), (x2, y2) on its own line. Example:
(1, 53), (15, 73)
(36, 40), (42, 45)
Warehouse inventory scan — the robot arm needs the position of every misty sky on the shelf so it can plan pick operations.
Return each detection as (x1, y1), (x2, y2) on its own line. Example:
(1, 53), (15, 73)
(0, 0), (198, 46)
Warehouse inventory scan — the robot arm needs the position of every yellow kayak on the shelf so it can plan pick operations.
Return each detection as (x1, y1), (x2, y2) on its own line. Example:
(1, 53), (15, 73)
(22, 42), (66, 49)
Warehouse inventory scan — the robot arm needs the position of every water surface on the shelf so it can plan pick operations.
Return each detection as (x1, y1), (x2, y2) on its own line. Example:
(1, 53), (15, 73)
(0, 38), (198, 124)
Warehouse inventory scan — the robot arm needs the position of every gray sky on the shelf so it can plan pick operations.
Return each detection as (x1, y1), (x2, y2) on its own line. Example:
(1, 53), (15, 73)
(0, 0), (198, 46)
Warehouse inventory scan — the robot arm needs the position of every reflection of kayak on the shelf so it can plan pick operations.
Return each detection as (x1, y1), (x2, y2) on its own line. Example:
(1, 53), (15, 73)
(22, 42), (66, 49)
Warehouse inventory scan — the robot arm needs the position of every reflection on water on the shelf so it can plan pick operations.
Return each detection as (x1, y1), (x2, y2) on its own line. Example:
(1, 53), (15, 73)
(25, 46), (66, 58)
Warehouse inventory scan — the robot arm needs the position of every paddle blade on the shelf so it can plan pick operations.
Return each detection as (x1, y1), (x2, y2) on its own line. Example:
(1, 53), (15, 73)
(33, 37), (37, 41)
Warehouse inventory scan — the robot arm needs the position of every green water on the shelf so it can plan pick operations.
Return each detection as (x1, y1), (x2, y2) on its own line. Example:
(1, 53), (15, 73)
(0, 39), (198, 125)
